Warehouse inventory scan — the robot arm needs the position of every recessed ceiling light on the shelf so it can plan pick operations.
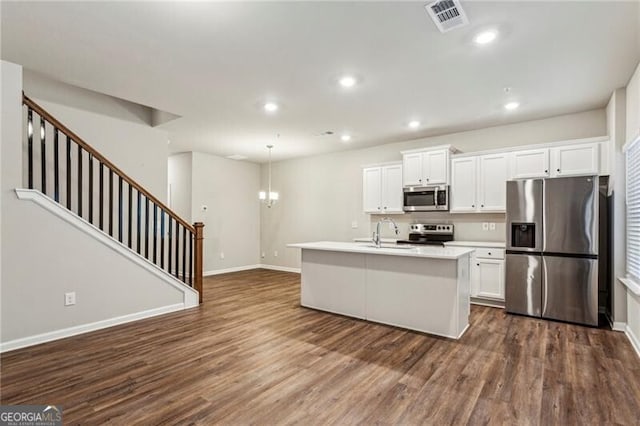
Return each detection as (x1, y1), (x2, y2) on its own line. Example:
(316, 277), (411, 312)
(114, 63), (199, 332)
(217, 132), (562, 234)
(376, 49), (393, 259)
(504, 101), (520, 111)
(474, 30), (498, 45)
(408, 120), (421, 129)
(339, 75), (357, 88)
(341, 134), (352, 142)
(263, 102), (279, 112)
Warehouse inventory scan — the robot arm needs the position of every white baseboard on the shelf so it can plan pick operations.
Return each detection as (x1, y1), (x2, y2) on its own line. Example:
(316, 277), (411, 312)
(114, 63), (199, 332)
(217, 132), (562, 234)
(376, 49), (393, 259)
(612, 321), (627, 332)
(204, 264), (301, 275)
(260, 264), (301, 273)
(0, 303), (187, 353)
(625, 325), (640, 359)
(205, 264), (262, 276)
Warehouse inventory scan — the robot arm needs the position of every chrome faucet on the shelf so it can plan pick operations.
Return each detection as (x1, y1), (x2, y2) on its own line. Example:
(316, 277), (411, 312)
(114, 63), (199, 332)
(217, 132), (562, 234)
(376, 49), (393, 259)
(372, 217), (400, 248)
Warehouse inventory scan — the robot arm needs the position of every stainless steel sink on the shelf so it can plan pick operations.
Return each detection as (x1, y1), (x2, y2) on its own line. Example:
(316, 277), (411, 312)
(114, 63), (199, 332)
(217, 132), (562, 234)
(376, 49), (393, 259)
(360, 244), (416, 250)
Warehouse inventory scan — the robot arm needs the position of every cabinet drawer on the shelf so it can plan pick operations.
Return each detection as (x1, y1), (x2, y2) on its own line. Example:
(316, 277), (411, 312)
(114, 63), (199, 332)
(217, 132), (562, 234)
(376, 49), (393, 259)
(475, 248), (505, 259)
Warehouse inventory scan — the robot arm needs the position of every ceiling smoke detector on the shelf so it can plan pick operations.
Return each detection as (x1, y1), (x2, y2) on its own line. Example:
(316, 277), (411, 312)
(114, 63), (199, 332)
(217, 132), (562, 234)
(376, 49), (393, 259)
(425, 0), (469, 33)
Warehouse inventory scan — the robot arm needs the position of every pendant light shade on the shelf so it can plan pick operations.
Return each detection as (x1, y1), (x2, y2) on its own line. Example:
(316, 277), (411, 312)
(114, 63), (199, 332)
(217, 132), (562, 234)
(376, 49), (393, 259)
(260, 144), (279, 208)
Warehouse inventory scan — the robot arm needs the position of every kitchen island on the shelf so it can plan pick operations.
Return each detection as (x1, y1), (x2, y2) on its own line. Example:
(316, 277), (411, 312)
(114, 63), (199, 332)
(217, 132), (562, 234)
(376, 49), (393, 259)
(287, 242), (473, 339)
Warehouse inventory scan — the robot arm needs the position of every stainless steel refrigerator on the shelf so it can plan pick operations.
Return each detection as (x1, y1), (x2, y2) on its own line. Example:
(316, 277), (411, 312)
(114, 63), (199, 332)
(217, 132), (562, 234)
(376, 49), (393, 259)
(505, 176), (610, 326)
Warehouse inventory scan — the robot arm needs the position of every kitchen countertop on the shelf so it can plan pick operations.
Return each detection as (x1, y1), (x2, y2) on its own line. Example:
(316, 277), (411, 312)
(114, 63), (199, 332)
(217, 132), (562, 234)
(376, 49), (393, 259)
(288, 241), (473, 260)
(444, 241), (506, 248)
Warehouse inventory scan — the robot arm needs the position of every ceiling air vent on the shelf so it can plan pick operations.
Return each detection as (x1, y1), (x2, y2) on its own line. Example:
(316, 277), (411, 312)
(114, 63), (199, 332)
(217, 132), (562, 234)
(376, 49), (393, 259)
(425, 0), (469, 33)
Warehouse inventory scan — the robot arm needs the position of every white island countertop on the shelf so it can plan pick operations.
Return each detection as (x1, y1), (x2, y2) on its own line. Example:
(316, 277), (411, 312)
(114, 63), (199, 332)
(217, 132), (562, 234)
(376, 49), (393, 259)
(288, 241), (473, 260)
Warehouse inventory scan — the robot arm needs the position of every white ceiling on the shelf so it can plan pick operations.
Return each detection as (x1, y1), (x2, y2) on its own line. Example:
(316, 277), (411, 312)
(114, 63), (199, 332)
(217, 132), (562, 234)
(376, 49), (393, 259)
(2, 1), (639, 162)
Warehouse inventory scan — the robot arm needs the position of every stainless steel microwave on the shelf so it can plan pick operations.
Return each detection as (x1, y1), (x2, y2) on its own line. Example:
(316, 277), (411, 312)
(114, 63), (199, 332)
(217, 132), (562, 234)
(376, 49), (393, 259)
(403, 185), (449, 212)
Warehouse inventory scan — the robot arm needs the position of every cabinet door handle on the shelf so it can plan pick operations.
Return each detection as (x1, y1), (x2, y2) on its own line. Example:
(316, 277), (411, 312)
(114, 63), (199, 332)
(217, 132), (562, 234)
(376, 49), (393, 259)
(477, 263), (480, 266)
(383, 206), (387, 209)
(488, 252), (492, 255)
(544, 169), (548, 173)
(557, 168), (560, 172)
(377, 207), (381, 210)
(472, 205), (475, 208)
(481, 204), (484, 208)
(426, 178), (429, 182)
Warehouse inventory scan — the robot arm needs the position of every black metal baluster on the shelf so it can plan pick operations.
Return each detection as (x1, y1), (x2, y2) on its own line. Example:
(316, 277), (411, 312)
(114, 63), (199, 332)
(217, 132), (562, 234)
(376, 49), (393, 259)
(174, 224), (180, 279)
(40, 117), (46, 194)
(53, 129), (59, 201)
(189, 231), (193, 286)
(128, 184), (133, 248)
(99, 163), (104, 230)
(108, 170), (114, 236)
(27, 108), (33, 189)
(168, 217), (173, 274)
(88, 154), (93, 224)
(77, 145), (83, 217)
(182, 226), (187, 284)
(145, 197), (150, 259)
(66, 136), (72, 209)
(153, 204), (158, 264)
(160, 210), (165, 268)
(136, 191), (142, 254)
(118, 177), (123, 242)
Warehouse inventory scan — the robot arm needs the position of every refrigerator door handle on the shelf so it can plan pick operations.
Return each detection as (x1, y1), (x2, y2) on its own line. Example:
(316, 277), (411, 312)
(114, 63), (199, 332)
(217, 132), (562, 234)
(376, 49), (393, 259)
(542, 258), (548, 315)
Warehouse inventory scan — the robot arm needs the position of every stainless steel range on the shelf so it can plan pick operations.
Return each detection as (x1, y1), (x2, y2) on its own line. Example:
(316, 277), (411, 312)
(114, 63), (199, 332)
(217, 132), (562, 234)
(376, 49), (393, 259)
(397, 223), (454, 246)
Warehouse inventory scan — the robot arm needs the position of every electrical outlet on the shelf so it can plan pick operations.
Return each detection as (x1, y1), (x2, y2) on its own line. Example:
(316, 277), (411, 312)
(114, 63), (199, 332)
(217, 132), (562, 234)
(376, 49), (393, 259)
(482, 222), (489, 231)
(64, 292), (76, 306)
(201, 205), (208, 212)
(274, 250), (278, 257)
(489, 222), (496, 231)
(351, 221), (358, 229)
(261, 252), (265, 259)
(220, 252), (225, 260)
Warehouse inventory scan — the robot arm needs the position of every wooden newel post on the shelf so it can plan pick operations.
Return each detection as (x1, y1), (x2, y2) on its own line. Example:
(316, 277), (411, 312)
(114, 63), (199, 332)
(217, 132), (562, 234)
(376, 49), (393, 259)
(193, 222), (205, 303)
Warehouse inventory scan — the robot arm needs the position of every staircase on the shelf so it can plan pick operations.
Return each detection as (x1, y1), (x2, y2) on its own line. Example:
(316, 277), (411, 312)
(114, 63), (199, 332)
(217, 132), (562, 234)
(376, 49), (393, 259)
(22, 93), (204, 302)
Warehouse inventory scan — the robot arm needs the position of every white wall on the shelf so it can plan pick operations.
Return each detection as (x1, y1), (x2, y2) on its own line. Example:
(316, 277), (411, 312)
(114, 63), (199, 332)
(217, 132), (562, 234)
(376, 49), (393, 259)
(1, 61), (188, 348)
(261, 109), (607, 269)
(625, 62), (640, 349)
(607, 88), (628, 325)
(23, 71), (169, 203)
(168, 152), (261, 274)
(168, 153), (192, 220)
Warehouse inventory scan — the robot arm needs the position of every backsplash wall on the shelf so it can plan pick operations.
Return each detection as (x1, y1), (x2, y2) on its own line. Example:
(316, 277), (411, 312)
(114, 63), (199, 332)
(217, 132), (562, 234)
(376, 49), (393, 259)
(368, 212), (506, 242)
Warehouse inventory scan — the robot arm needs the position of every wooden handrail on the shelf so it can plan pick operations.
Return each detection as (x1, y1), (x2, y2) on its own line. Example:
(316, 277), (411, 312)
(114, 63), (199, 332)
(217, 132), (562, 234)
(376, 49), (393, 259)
(22, 94), (195, 234)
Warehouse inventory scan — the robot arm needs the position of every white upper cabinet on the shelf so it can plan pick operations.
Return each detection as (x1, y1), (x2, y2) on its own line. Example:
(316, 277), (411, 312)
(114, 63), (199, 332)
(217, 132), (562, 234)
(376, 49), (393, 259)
(401, 147), (452, 186)
(363, 164), (404, 214)
(422, 150), (448, 184)
(450, 157), (478, 212)
(363, 167), (382, 213)
(451, 153), (508, 213)
(381, 164), (404, 213)
(510, 148), (550, 179)
(550, 143), (599, 177)
(402, 153), (423, 186)
(478, 153), (508, 212)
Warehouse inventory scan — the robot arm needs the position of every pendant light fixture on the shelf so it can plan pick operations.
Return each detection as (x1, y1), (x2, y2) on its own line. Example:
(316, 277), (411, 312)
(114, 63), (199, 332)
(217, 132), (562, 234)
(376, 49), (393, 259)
(259, 144), (279, 208)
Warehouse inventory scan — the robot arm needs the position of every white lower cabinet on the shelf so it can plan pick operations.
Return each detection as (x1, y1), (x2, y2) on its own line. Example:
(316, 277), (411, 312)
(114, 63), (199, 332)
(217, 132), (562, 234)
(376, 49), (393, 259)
(470, 247), (505, 301)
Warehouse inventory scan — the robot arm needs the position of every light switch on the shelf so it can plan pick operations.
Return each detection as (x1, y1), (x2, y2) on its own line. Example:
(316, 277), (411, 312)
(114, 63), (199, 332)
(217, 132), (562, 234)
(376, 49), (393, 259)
(489, 222), (496, 231)
(351, 221), (358, 229)
(482, 222), (489, 231)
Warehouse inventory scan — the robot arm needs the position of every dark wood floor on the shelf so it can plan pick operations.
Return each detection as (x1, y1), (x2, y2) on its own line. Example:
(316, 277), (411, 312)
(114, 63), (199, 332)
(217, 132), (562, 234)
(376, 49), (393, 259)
(2, 269), (640, 424)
